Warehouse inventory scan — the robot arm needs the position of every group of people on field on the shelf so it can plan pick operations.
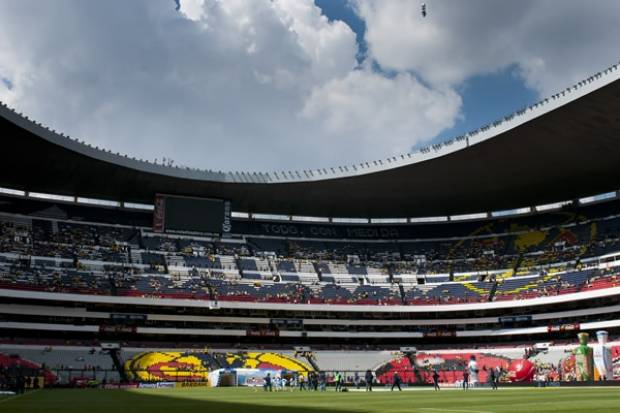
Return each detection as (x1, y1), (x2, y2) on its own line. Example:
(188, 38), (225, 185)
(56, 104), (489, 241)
(263, 371), (345, 392)
(261, 373), (292, 391)
(263, 366), (502, 393)
(262, 371), (364, 392)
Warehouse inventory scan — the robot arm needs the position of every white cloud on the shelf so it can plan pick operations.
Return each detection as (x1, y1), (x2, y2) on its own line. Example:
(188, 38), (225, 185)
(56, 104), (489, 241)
(271, 0), (357, 83)
(302, 69), (461, 159)
(0, 0), (462, 172)
(178, 0), (205, 22)
(354, 0), (620, 96)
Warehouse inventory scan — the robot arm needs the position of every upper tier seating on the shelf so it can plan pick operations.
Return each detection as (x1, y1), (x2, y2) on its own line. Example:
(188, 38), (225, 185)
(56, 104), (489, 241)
(1, 208), (620, 306)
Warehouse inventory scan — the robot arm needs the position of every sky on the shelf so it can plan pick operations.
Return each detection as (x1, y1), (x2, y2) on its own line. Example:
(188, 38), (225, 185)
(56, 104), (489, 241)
(0, 0), (619, 173)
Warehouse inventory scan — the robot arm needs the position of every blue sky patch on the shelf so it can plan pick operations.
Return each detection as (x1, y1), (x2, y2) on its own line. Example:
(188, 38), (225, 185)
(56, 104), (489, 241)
(1, 77), (13, 91)
(427, 65), (539, 148)
(315, 0), (367, 64)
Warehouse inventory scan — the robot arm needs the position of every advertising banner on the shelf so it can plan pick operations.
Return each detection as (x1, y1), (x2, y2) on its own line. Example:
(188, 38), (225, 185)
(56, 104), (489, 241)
(175, 381), (210, 388)
(236, 368), (282, 387)
(103, 384), (139, 390)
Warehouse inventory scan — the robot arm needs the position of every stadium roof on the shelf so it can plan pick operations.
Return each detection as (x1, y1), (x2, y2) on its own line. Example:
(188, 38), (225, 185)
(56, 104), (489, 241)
(1, 62), (620, 218)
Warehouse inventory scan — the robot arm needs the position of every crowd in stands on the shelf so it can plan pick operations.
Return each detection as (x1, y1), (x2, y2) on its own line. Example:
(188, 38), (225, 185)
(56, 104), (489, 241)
(2, 210), (620, 306)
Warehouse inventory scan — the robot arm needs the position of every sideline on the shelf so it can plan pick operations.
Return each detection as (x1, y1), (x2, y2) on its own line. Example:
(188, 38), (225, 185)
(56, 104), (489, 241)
(0, 389), (41, 404)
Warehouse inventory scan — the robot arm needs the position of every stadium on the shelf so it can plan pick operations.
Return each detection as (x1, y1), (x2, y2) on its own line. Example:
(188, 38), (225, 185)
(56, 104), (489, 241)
(2, 3), (620, 413)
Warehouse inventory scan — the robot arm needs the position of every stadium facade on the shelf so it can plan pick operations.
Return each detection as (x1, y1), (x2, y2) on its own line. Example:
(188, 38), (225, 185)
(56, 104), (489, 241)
(1, 61), (620, 388)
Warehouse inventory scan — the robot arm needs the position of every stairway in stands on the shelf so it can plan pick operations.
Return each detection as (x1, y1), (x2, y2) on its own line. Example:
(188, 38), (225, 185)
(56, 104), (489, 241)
(105, 349), (129, 383)
(398, 284), (406, 304)
(129, 248), (142, 265)
(488, 281), (498, 301)
(512, 253), (525, 275)
(233, 256), (245, 278)
(266, 256), (281, 281)
(166, 254), (185, 268)
(127, 232), (142, 265)
(312, 262), (323, 281)
(218, 255), (239, 273)
(387, 264), (395, 284)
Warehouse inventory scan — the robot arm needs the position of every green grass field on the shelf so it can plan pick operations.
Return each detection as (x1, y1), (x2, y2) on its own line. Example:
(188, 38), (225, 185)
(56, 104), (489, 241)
(1, 387), (620, 413)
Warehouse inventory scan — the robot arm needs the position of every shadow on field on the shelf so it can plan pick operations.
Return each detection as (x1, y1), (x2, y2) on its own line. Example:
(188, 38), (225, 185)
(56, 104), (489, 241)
(1, 388), (368, 413)
(134, 390), (365, 413)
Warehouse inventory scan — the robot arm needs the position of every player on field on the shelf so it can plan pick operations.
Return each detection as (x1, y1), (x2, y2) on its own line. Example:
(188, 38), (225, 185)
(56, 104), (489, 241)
(274, 375), (281, 391)
(334, 371), (343, 392)
(365, 369), (374, 391)
(391, 372), (402, 391)
(319, 372), (327, 391)
(462, 368), (469, 390)
(264, 373), (272, 392)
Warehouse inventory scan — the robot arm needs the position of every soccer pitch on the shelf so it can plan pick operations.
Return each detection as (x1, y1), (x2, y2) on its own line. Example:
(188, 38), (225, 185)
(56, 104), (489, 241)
(2, 387), (620, 413)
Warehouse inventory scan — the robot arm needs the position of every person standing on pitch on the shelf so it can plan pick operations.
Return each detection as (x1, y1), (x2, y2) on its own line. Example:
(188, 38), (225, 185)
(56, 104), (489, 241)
(468, 355), (479, 385)
(274, 375), (281, 392)
(298, 374), (306, 391)
(319, 371), (327, 392)
(365, 369), (374, 391)
(391, 372), (402, 391)
(432, 370), (440, 391)
(462, 369), (469, 390)
(264, 373), (272, 392)
(489, 368), (497, 390)
(334, 371), (343, 392)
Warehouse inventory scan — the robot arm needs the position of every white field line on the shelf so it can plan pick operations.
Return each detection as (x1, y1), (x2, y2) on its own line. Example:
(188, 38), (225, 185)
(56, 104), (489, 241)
(0, 389), (40, 404)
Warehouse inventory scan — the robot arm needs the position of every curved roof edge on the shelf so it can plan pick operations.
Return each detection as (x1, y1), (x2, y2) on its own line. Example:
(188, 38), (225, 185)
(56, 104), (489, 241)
(1, 60), (619, 185)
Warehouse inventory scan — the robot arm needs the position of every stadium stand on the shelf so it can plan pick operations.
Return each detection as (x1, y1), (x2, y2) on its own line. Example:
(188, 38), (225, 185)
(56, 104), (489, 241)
(1, 201), (620, 306)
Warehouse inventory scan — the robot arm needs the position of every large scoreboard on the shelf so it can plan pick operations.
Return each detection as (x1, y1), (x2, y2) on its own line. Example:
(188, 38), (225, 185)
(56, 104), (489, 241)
(153, 194), (231, 234)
